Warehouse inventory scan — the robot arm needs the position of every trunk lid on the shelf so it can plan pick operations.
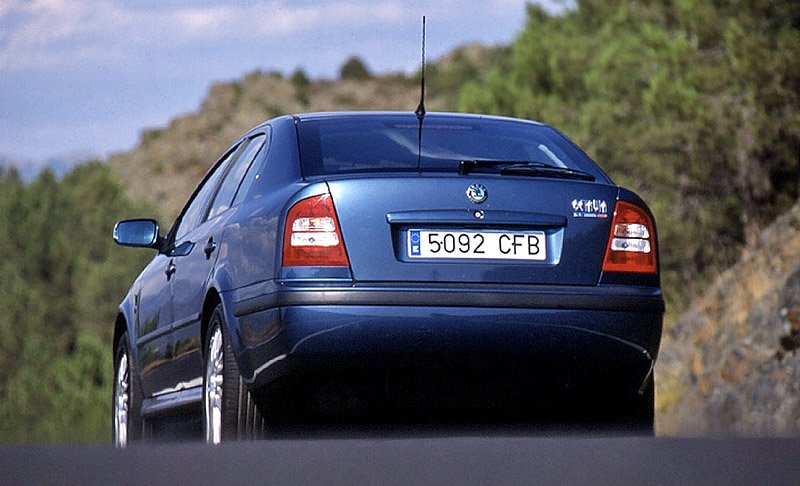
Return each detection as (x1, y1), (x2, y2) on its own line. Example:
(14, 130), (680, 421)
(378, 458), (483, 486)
(327, 175), (617, 285)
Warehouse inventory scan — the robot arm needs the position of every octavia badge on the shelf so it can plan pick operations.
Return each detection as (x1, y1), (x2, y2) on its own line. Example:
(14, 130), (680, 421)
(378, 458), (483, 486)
(466, 183), (487, 204)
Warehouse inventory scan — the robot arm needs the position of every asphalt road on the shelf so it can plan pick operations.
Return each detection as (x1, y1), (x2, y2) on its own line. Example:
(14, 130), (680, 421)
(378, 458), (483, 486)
(2, 436), (798, 485)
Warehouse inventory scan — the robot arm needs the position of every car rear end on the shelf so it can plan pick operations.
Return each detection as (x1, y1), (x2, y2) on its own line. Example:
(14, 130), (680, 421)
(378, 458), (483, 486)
(237, 113), (663, 429)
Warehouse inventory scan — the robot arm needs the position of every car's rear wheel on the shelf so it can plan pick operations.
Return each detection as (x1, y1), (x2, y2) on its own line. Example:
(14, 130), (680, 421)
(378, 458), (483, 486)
(113, 332), (142, 447)
(203, 304), (265, 443)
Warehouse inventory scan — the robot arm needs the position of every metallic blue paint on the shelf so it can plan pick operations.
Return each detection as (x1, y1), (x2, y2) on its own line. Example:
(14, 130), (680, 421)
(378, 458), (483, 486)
(114, 112), (664, 425)
(326, 176), (616, 284)
(237, 304), (659, 390)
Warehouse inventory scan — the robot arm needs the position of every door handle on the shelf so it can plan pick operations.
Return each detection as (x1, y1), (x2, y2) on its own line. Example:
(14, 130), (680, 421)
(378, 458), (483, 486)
(165, 260), (177, 278)
(204, 238), (217, 259)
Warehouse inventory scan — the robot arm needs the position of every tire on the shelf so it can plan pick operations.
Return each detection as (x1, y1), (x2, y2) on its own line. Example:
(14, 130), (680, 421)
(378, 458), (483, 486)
(203, 304), (265, 443)
(113, 332), (143, 447)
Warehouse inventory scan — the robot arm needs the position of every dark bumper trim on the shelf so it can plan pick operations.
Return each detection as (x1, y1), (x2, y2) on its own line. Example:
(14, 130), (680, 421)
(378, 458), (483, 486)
(232, 284), (664, 318)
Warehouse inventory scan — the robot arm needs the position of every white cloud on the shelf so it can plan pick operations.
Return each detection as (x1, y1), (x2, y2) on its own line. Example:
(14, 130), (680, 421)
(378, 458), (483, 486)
(0, 0), (555, 72)
(1, 0), (538, 160)
(169, 2), (406, 40)
(0, 0), (129, 69)
(175, 6), (238, 37)
(0, 0), (24, 20)
(0, 0), (408, 71)
(487, 0), (531, 10)
(271, 2), (403, 35)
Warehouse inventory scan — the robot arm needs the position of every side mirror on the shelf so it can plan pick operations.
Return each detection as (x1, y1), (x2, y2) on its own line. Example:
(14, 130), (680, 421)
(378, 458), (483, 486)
(113, 219), (162, 249)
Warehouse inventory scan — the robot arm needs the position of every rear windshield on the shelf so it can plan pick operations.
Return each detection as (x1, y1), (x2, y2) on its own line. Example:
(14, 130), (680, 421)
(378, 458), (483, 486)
(297, 114), (604, 179)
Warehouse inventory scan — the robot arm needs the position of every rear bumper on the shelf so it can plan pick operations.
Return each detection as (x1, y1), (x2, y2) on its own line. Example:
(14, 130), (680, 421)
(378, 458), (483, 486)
(224, 282), (663, 404)
(232, 281), (664, 316)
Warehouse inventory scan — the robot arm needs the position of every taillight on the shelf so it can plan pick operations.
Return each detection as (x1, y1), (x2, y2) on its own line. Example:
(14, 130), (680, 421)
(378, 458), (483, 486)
(282, 194), (350, 267)
(602, 200), (657, 274)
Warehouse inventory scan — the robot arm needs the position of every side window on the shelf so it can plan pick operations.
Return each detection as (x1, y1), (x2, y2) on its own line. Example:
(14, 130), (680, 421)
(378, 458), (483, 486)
(207, 134), (266, 220)
(173, 143), (241, 242)
(232, 129), (271, 206)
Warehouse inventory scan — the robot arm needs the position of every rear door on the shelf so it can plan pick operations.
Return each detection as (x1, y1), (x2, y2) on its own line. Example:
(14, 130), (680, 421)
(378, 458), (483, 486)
(167, 134), (268, 392)
(135, 253), (174, 398)
(171, 133), (268, 324)
(137, 142), (242, 397)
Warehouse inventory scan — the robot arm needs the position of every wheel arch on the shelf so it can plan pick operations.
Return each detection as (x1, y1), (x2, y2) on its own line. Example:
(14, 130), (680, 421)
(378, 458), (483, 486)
(113, 312), (129, 358)
(200, 288), (223, 358)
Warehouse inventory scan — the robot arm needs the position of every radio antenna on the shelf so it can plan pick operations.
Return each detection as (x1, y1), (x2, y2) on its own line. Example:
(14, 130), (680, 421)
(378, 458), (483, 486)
(415, 15), (426, 121)
(415, 15), (426, 170)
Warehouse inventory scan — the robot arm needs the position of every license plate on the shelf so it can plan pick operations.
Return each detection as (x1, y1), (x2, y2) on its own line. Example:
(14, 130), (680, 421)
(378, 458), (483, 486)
(407, 229), (547, 261)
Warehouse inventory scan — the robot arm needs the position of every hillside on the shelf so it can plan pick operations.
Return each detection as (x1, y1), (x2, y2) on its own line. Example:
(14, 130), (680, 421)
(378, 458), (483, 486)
(657, 198), (800, 435)
(109, 74), (418, 222)
(108, 44), (501, 222)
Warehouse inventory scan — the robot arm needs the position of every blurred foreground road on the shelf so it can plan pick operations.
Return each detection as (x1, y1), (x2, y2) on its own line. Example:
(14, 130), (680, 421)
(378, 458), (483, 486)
(2, 436), (798, 484)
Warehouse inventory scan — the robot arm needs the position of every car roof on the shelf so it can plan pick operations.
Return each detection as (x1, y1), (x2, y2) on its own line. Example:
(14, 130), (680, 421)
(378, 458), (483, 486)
(292, 111), (545, 127)
(247, 112), (548, 136)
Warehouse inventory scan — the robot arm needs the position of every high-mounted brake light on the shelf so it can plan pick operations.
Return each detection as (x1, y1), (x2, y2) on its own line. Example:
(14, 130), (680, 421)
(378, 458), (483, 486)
(282, 194), (350, 267)
(602, 201), (657, 274)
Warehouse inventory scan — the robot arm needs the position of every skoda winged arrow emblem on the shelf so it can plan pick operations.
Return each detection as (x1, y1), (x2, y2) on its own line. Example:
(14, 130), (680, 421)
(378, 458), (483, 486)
(466, 183), (487, 204)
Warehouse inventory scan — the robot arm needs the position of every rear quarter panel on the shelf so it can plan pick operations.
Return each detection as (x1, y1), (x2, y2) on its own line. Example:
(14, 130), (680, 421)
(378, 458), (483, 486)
(218, 117), (306, 290)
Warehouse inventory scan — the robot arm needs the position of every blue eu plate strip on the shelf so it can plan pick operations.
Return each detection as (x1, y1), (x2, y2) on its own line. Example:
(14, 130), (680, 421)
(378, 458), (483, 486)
(409, 230), (421, 256)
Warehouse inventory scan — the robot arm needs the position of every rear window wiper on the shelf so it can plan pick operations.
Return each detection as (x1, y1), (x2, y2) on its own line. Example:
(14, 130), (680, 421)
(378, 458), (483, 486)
(499, 163), (595, 181)
(458, 159), (595, 181)
(458, 159), (532, 175)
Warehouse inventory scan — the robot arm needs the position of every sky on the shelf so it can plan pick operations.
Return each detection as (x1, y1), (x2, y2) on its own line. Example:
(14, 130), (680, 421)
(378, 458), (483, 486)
(0, 0), (557, 173)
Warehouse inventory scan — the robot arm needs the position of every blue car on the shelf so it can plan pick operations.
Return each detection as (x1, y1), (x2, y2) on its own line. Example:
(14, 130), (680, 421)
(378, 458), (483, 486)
(112, 112), (663, 445)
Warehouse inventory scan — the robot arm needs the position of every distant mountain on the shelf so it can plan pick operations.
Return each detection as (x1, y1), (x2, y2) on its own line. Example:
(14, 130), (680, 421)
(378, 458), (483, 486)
(107, 44), (503, 222)
(0, 152), (98, 182)
(657, 198), (800, 435)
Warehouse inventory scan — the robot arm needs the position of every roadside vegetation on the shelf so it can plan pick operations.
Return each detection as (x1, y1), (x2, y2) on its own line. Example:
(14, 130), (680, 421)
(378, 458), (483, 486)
(459, 0), (800, 318)
(0, 0), (797, 441)
(0, 164), (152, 442)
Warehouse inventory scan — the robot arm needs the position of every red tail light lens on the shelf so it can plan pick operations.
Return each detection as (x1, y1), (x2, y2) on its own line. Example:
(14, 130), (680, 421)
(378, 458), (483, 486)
(282, 194), (350, 267)
(602, 200), (657, 274)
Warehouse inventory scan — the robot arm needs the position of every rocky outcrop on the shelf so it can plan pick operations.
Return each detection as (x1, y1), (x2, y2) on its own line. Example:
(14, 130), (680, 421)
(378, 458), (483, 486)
(657, 200), (800, 435)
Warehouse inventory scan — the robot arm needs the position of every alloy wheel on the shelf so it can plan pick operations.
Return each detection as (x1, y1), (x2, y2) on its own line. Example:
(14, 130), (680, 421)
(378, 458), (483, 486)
(204, 326), (224, 444)
(113, 349), (129, 448)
